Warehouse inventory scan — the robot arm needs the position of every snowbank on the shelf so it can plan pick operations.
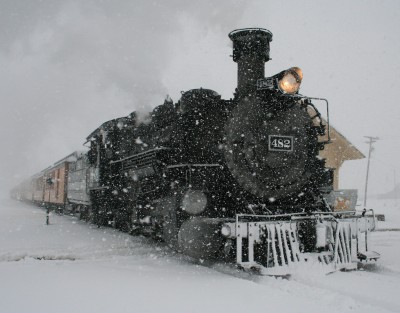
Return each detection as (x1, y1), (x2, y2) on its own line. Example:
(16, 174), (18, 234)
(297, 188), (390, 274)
(0, 198), (399, 313)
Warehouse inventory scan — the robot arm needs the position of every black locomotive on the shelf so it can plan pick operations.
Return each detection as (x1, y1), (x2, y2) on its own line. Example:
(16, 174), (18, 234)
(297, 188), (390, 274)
(13, 28), (378, 273)
(86, 28), (333, 260)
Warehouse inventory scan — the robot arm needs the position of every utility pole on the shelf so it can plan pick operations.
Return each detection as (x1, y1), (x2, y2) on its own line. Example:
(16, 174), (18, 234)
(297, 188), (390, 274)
(364, 136), (379, 209)
(394, 170), (398, 206)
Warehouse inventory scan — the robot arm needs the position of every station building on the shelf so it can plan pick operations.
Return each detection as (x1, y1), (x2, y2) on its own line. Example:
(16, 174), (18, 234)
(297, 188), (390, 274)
(320, 125), (364, 211)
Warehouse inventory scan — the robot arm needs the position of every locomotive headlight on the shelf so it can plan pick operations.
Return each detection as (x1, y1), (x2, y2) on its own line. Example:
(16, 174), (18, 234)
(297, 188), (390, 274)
(181, 190), (207, 215)
(221, 222), (236, 238)
(221, 224), (232, 237)
(277, 67), (303, 94)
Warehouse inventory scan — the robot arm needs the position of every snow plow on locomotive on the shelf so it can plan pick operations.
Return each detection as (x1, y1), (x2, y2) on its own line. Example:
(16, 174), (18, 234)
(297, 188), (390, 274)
(12, 28), (379, 274)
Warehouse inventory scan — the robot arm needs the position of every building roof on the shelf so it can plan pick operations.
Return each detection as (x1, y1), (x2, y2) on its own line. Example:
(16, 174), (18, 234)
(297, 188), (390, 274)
(307, 105), (365, 164)
(321, 122), (365, 162)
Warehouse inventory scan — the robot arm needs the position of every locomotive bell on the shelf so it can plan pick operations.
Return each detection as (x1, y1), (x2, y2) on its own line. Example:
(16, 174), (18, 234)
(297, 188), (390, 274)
(229, 28), (273, 91)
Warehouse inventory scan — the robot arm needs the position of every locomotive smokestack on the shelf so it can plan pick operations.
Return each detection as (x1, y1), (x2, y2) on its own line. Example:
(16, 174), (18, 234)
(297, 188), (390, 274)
(229, 28), (273, 91)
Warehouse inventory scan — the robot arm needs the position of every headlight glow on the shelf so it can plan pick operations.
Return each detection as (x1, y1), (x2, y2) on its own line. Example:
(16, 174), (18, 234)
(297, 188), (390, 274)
(278, 67), (303, 94)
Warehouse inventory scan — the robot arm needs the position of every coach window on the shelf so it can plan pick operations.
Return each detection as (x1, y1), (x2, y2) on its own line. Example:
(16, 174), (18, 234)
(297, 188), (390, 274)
(37, 178), (42, 191)
(55, 169), (60, 198)
(49, 173), (55, 190)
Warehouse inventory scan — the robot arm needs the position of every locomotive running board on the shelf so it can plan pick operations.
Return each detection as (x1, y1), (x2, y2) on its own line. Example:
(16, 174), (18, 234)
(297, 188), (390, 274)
(224, 211), (379, 276)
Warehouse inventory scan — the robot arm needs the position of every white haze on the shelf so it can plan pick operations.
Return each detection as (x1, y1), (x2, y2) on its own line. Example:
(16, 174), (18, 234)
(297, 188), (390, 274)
(1, 0), (399, 202)
(0, 0), (247, 193)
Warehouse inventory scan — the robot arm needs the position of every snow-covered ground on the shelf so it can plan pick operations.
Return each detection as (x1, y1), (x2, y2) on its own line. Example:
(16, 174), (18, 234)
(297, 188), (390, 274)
(0, 198), (399, 313)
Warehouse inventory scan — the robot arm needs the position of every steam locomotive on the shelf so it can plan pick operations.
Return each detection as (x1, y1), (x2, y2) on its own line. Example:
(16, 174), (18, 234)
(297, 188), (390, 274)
(12, 28), (379, 274)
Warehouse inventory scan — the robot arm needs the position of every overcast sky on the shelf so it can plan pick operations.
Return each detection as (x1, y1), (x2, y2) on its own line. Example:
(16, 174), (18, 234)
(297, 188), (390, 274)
(1, 0), (399, 202)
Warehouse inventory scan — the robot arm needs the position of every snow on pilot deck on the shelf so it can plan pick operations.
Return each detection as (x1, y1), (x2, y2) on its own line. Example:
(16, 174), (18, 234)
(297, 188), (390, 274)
(0, 199), (399, 313)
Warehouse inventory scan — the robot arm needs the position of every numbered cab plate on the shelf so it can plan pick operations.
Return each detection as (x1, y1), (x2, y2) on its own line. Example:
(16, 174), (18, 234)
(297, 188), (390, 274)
(268, 135), (294, 152)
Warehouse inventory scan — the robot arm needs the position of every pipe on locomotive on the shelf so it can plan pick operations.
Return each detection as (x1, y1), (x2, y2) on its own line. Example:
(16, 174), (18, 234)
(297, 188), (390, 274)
(229, 28), (273, 91)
